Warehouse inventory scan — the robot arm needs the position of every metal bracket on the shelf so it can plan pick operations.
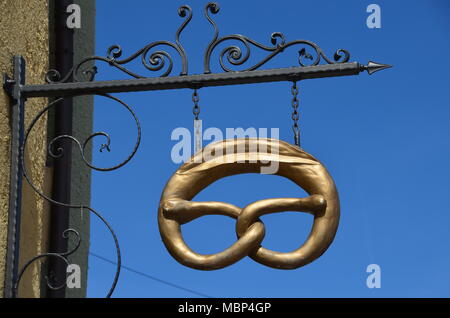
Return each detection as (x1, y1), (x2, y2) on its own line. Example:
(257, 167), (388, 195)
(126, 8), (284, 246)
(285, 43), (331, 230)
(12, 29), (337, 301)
(3, 55), (25, 298)
(3, 74), (15, 98)
(20, 62), (390, 98)
(2, 2), (392, 298)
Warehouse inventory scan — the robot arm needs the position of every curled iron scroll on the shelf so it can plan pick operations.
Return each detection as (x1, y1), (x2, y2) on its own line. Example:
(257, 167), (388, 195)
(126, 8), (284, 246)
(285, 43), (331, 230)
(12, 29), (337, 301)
(15, 94), (141, 297)
(203, 2), (350, 73)
(44, 2), (352, 82)
(45, 5), (192, 83)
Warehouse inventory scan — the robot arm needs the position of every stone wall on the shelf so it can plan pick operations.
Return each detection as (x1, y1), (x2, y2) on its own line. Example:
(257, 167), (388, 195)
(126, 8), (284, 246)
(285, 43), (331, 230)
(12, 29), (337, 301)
(0, 0), (52, 297)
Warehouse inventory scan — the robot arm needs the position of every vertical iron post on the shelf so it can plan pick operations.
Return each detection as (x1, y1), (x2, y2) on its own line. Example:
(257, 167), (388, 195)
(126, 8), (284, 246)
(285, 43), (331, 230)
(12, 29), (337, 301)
(3, 55), (26, 298)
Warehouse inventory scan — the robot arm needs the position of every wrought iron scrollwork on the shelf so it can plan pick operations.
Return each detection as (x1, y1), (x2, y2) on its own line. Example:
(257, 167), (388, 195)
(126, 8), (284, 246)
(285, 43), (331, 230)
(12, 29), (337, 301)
(14, 94), (141, 297)
(9, 2), (370, 298)
(44, 2), (352, 83)
(14, 229), (81, 296)
(45, 5), (192, 83)
(203, 2), (350, 73)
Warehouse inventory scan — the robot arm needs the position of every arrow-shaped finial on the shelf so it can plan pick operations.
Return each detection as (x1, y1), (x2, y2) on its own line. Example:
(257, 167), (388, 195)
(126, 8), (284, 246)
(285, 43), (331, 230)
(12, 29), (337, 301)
(362, 61), (392, 75)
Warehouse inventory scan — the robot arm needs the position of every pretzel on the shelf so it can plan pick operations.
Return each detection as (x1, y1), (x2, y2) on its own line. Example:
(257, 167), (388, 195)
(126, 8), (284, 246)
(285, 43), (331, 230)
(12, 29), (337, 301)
(158, 138), (339, 270)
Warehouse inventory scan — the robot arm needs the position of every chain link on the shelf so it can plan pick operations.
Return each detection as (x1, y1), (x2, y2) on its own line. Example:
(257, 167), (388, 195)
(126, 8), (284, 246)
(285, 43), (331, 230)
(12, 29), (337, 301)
(192, 89), (200, 120)
(291, 82), (300, 147)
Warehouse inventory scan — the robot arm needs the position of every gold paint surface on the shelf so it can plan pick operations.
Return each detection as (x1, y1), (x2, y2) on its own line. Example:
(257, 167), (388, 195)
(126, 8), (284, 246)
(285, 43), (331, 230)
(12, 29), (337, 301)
(158, 138), (340, 270)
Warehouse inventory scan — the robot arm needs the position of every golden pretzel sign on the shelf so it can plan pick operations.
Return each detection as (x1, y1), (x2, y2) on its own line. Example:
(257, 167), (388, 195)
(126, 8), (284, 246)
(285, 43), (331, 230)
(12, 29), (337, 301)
(158, 138), (340, 270)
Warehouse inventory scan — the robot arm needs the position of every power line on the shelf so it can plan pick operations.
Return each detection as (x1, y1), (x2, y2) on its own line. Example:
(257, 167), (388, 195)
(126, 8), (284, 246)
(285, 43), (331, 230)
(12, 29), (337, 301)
(89, 252), (213, 298)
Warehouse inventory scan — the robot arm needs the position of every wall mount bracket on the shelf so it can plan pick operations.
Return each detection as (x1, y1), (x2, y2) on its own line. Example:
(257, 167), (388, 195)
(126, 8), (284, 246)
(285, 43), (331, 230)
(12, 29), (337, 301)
(2, 2), (391, 298)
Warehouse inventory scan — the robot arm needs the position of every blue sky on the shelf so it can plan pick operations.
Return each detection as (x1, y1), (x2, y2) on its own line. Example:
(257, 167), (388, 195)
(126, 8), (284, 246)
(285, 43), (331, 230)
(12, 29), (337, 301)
(85, 0), (450, 297)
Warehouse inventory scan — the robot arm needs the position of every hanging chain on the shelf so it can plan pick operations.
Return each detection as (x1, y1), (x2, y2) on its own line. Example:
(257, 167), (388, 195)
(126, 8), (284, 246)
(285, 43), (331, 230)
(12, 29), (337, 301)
(291, 82), (300, 147)
(192, 88), (202, 154)
(192, 89), (200, 120)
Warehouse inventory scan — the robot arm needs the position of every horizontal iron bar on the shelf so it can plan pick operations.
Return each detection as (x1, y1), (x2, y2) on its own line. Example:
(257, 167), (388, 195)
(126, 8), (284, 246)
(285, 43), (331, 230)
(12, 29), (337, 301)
(21, 62), (363, 98)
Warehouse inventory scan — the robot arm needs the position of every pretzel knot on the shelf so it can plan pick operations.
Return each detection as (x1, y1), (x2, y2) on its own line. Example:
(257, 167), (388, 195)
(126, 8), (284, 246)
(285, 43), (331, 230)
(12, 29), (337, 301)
(158, 138), (340, 270)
